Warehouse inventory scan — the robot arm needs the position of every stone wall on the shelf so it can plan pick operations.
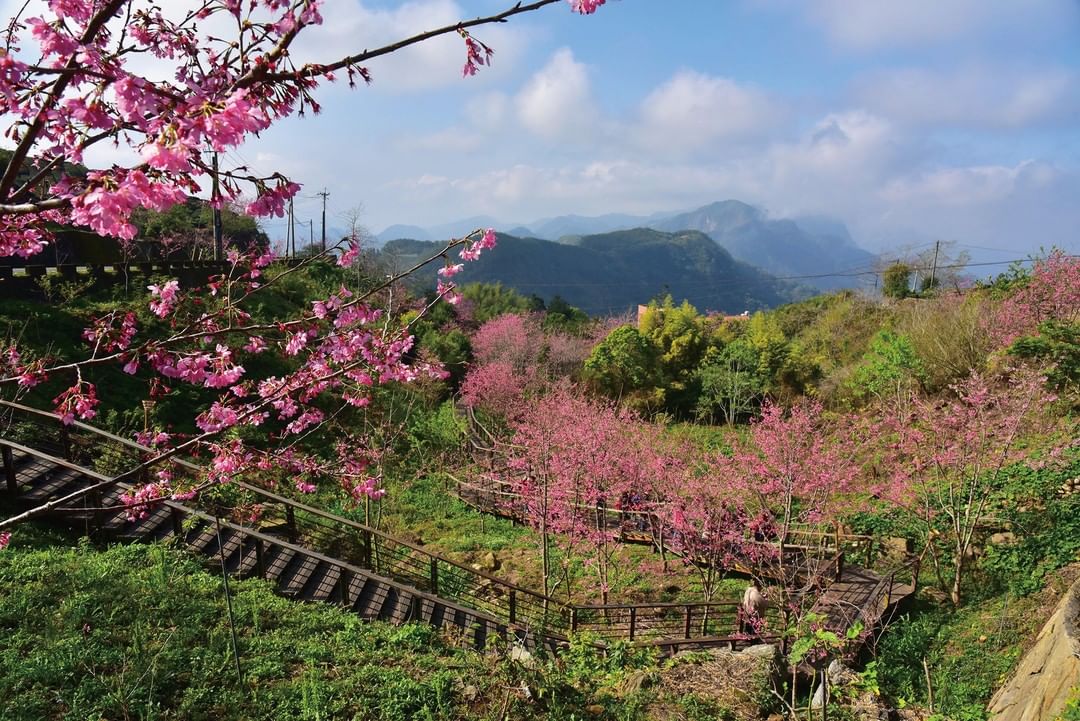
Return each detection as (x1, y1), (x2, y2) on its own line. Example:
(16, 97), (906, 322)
(989, 576), (1080, 721)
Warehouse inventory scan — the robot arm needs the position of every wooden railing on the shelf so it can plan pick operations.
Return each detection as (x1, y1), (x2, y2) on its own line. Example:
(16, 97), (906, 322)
(453, 471), (876, 579)
(0, 400), (772, 649)
(0, 435), (526, 643)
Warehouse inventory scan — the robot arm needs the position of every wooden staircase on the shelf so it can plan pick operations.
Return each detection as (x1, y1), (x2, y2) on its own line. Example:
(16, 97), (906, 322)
(1, 442), (520, 653)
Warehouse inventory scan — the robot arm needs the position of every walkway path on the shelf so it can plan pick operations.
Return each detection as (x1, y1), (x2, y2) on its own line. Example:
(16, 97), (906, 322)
(0, 400), (776, 654)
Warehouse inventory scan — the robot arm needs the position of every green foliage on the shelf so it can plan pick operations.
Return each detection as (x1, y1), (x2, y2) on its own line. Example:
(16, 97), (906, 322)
(876, 597), (1027, 721)
(559, 634), (657, 690)
(639, 295), (711, 413)
(1058, 686), (1080, 721)
(542, 295), (590, 333)
(846, 330), (925, 403)
(695, 339), (766, 424)
(133, 197), (268, 248)
(1009, 320), (1080, 395)
(0, 541), (475, 721)
(883, 263), (912, 299)
(584, 325), (663, 408)
(404, 401), (468, 467)
(978, 453), (1080, 597)
(418, 327), (472, 386)
(459, 283), (533, 323)
(0, 537), (696, 721)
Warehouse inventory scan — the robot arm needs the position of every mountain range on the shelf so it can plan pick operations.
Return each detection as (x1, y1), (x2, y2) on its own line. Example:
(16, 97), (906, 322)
(376, 228), (805, 317)
(374, 200), (876, 292)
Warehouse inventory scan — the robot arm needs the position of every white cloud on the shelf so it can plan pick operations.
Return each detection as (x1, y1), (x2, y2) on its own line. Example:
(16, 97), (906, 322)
(855, 65), (1078, 129)
(466, 93), (511, 131)
(635, 71), (783, 153)
(399, 127), (484, 153)
(514, 48), (598, 141)
(881, 161), (1060, 207)
(797, 0), (1077, 51)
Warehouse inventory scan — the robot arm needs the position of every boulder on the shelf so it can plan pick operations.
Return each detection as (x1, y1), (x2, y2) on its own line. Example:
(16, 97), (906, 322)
(989, 532), (1018, 546)
(480, 551), (500, 571)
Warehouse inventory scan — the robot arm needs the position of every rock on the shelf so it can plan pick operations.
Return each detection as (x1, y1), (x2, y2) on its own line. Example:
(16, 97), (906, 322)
(614, 670), (651, 697)
(741, 644), (781, 662)
(827, 659), (858, 686)
(989, 532), (1017, 546)
(509, 643), (536, 669)
(480, 551), (500, 571)
(882, 536), (913, 555)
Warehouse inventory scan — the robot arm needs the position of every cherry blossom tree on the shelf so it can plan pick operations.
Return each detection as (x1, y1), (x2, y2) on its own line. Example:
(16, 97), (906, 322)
(506, 386), (655, 604)
(875, 366), (1065, 606)
(0, 0), (608, 535)
(716, 400), (860, 573)
(991, 250), (1080, 349)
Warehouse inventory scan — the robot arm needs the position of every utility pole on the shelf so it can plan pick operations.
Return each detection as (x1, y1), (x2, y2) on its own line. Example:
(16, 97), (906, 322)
(316, 189), (329, 252)
(929, 240), (941, 290)
(287, 197), (295, 259)
(211, 151), (223, 261)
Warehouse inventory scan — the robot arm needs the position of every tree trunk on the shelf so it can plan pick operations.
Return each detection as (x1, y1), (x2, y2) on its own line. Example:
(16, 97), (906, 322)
(950, 551), (964, 607)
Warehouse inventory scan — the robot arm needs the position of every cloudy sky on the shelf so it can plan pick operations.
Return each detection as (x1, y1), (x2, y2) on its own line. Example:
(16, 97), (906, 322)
(93, 1), (1080, 258)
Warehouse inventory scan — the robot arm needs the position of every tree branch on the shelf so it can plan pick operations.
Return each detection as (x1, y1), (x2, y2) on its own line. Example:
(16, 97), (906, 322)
(250, 0), (563, 84)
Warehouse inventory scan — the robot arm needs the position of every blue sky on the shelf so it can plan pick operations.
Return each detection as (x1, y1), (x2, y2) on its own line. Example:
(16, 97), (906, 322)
(96, 1), (1080, 257)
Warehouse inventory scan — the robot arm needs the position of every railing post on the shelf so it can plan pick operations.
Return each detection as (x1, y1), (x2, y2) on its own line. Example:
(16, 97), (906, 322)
(285, 505), (297, 542)
(629, 607), (637, 641)
(59, 425), (71, 460)
(684, 605), (693, 639)
(429, 557), (439, 595)
(508, 589), (517, 626)
(338, 567), (352, 605)
(361, 529), (372, 570)
(90, 489), (104, 534)
(570, 607), (578, 633)
(254, 538), (266, 579)
(170, 506), (183, 537)
(2, 445), (17, 494)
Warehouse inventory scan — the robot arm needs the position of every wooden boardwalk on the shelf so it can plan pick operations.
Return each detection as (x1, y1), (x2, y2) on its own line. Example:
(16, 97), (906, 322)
(452, 469), (915, 639)
(0, 400), (783, 655)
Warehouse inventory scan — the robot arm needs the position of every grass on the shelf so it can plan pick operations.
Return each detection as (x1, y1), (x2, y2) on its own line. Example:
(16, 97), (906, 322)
(875, 564), (1080, 721)
(0, 525), (701, 721)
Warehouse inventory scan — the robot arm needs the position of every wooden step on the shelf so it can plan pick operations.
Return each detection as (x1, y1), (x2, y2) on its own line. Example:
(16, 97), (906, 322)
(184, 521), (219, 555)
(20, 467), (83, 503)
(264, 546), (299, 585)
(307, 564), (342, 602)
(232, 537), (262, 579)
(282, 554), (320, 596)
(375, 586), (399, 622)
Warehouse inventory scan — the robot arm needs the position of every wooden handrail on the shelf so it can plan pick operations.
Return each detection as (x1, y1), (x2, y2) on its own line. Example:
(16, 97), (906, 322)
(0, 399), (558, 604)
(1, 436), (572, 643)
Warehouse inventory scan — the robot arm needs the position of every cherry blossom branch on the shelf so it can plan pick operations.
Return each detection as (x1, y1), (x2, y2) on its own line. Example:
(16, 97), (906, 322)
(251, 0), (563, 85)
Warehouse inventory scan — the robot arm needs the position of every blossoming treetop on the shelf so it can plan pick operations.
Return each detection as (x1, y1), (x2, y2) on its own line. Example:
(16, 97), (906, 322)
(0, 0), (606, 538)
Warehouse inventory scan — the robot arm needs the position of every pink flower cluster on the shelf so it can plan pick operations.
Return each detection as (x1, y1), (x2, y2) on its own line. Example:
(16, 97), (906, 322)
(148, 280), (180, 318)
(52, 381), (99, 424)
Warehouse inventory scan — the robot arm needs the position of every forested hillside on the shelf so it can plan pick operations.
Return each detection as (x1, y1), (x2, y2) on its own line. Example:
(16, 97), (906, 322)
(379, 228), (803, 316)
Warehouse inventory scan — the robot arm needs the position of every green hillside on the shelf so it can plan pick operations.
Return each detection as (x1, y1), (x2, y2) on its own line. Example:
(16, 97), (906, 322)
(379, 228), (803, 315)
